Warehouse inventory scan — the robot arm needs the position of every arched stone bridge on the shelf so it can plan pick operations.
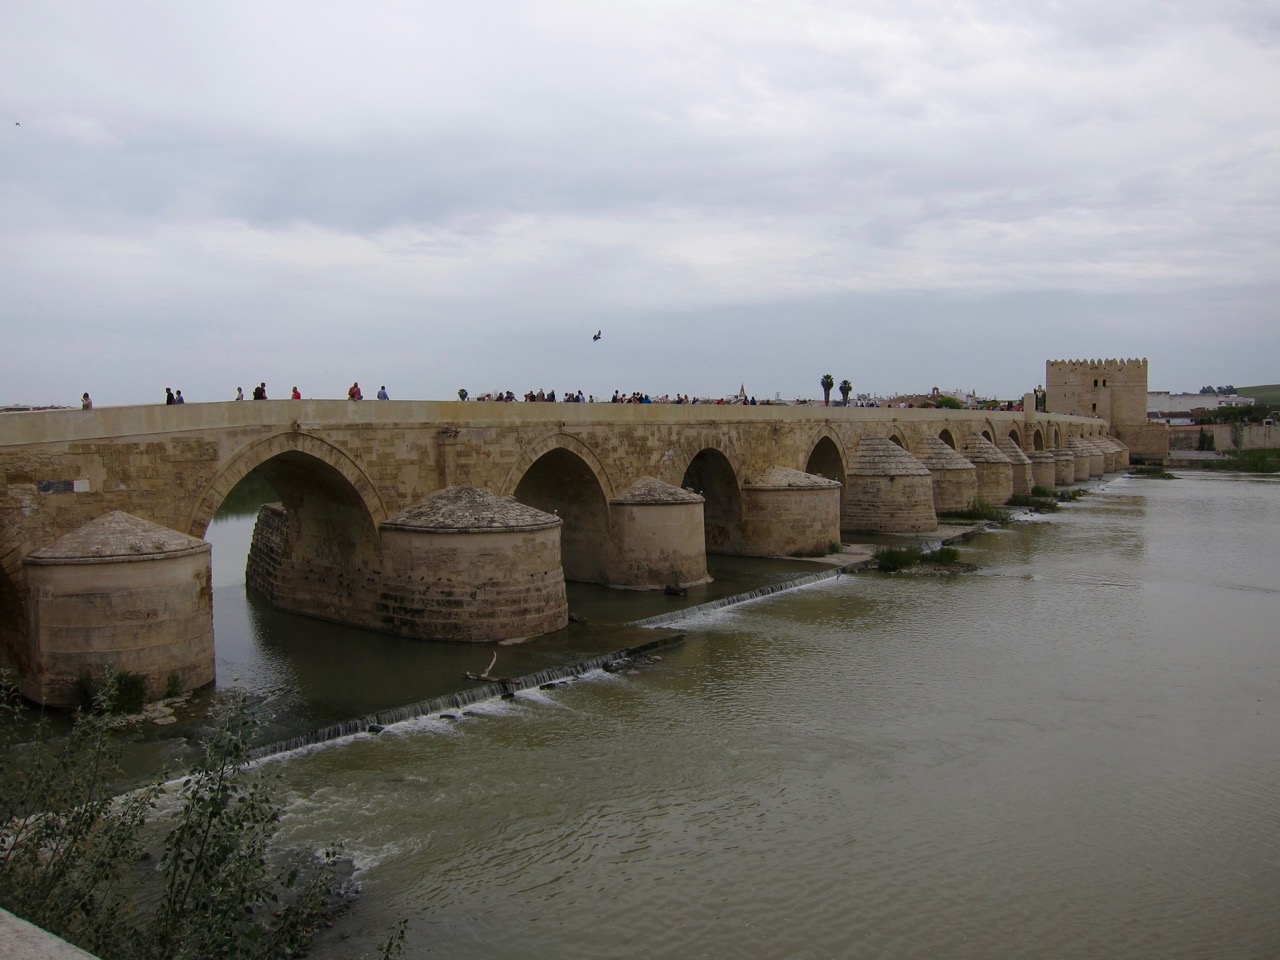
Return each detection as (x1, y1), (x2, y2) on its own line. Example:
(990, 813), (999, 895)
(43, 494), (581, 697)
(1, 400), (1110, 703)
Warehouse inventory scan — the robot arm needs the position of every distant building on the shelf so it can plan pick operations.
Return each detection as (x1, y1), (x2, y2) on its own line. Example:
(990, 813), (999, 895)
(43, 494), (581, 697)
(1147, 391), (1255, 419)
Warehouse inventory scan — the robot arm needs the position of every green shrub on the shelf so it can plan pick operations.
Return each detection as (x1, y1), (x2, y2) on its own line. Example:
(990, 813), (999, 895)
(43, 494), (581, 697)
(1202, 449), (1280, 473)
(939, 499), (1010, 523)
(0, 677), (346, 960)
(925, 546), (962, 565)
(873, 544), (922, 572)
(1008, 493), (1059, 512)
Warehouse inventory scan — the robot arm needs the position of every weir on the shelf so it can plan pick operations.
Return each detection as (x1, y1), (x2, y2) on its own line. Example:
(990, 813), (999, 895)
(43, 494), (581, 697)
(244, 632), (687, 764)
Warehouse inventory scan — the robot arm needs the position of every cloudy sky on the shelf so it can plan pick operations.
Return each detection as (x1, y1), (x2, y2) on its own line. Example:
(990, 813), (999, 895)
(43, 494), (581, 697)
(3, 1), (1278, 407)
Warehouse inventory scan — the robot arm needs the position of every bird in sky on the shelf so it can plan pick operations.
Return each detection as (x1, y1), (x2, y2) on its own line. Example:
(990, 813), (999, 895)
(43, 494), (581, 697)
(592, 330), (601, 341)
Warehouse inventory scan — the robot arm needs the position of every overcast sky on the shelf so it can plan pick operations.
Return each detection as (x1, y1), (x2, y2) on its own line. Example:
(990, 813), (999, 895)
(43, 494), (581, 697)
(3, 1), (1278, 407)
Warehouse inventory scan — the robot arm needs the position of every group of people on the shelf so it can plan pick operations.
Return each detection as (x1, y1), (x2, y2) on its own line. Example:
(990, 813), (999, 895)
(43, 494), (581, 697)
(343, 383), (391, 400)
(165, 387), (186, 405)
(462, 390), (760, 405)
(232, 383), (285, 400)
(231, 383), (382, 401)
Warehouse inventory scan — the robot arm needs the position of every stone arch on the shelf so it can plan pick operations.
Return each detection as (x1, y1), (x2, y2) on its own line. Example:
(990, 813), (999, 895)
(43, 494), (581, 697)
(979, 419), (996, 443)
(681, 448), (743, 555)
(189, 432), (386, 631)
(501, 432), (616, 502)
(512, 447), (611, 583)
(188, 431), (387, 538)
(1052, 425), (1062, 448)
(1032, 428), (1045, 451)
(805, 432), (849, 532)
(938, 428), (957, 450)
(805, 430), (848, 482)
(888, 432), (906, 448)
(1007, 426), (1023, 448)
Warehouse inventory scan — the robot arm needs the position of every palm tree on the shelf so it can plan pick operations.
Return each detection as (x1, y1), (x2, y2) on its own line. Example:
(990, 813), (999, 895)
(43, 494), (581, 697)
(820, 374), (835, 406)
(839, 379), (852, 406)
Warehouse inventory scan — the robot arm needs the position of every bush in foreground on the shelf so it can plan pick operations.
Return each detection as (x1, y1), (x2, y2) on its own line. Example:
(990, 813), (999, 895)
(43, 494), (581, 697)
(0, 675), (349, 960)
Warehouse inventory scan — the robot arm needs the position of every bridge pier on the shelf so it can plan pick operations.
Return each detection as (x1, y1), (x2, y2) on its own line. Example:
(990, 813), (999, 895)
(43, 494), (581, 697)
(739, 468), (843, 557)
(607, 478), (709, 589)
(1029, 451), (1058, 490)
(844, 437), (939, 534)
(21, 512), (213, 707)
(963, 435), (1014, 505)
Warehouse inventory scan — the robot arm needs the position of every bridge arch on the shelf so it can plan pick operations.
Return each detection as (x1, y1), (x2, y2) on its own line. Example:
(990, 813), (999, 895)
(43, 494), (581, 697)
(191, 434), (387, 612)
(1008, 426), (1023, 448)
(501, 432), (616, 503)
(188, 432), (387, 538)
(805, 431), (849, 531)
(938, 428), (957, 450)
(805, 431), (848, 482)
(511, 445), (611, 584)
(681, 447), (743, 555)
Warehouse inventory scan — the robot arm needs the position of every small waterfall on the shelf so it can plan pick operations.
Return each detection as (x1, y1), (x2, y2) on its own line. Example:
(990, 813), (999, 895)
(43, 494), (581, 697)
(246, 632), (685, 763)
(629, 562), (860, 629)
(245, 561), (870, 763)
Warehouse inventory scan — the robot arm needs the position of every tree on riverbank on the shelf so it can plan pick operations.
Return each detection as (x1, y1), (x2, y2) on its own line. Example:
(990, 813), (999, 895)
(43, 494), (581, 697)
(0, 677), (343, 959)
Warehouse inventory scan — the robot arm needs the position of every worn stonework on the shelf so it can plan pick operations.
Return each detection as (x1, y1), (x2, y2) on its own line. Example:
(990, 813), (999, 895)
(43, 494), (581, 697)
(740, 467), (842, 557)
(609, 478), (708, 589)
(1054, 448), (1078, 485)
(996, 438), (1034, 496)
(845, 437), (938, 534)
(962, 435), (1014, 506)
(1029, 451), (1058, 490)
(22, 511), (213, 706)
(375, 487), (567, 642)
(912, 436), (978, 514)
(1064, 438), (1093, 482)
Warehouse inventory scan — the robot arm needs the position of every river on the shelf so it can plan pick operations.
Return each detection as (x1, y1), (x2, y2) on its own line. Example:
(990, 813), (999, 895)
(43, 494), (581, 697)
(182, 471), (1280, 957)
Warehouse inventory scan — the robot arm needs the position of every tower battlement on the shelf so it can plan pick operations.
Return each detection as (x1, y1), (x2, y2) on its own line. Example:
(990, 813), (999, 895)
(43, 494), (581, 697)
(1045, 357), (1166, 461)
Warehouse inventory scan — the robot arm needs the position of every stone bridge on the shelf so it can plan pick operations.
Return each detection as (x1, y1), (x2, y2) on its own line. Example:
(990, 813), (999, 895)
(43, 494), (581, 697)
(1, 399), (1112, 704)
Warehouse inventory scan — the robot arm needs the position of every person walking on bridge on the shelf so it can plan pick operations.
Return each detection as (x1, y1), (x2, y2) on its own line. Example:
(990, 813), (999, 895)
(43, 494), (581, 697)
(165, 387), (175, 405)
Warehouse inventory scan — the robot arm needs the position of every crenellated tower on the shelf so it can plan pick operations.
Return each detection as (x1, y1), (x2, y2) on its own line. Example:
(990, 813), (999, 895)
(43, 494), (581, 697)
(1045, 358), (1167, 461)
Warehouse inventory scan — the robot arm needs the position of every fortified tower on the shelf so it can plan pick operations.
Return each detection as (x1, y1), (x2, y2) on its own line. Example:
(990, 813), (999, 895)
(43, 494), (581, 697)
(1045, 358), (1167, 462)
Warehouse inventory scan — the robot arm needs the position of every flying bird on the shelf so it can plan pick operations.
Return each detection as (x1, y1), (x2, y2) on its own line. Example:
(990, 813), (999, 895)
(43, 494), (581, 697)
(592, 330), (601, 341)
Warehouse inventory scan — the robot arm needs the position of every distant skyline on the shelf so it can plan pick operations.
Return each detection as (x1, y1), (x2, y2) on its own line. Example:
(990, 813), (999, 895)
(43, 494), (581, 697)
(3, 2), (1278, 407)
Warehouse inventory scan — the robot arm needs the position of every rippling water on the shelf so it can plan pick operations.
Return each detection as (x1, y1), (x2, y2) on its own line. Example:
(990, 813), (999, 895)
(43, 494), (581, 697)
(244, 474), (1280, 958)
